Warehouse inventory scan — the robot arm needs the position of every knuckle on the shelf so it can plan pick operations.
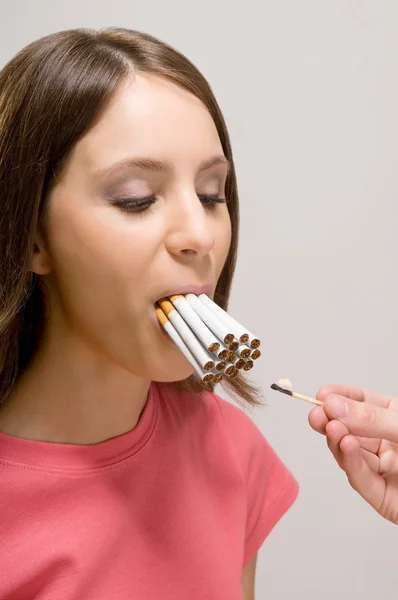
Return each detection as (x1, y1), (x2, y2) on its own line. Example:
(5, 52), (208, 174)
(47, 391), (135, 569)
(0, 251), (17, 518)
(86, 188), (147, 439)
(361, 405), (378, 428)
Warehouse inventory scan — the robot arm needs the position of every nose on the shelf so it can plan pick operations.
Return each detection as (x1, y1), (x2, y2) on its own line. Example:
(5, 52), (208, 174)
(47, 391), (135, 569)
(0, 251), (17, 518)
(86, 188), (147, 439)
(165, 190), (215, 260)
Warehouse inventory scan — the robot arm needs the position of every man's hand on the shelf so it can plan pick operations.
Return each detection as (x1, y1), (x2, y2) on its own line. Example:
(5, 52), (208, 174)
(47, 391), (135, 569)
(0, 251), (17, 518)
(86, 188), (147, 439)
(308, 384), (398, 524)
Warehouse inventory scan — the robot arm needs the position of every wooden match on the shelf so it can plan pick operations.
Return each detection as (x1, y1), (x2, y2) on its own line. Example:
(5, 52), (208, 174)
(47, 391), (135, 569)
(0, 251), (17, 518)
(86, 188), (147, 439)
(270, 383), (322, 406)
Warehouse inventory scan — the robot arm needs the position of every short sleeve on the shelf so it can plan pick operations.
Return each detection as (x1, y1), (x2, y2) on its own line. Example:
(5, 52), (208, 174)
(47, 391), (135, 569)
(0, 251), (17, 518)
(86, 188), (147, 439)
(216, 397), (299, 568)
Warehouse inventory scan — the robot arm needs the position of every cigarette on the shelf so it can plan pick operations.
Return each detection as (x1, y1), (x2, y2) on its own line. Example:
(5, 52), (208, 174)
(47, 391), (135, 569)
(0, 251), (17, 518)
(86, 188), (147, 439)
(228, 340), (239, 352)
(214, 360), (227, 372)
(169, 295), (220, 353)
(198, 294), (261, 348)
(156, 292), (263, 383)
(242, 359), (254, 371)
(224, 366), (238, 378)
(213, 372), (223, 384)
(217, 346), (230, 360)
(185, 293), (235, 345)
(157, 300), (215, 371)
(236, 345), (251, 359)
(155, 306), (214, 382)
(232, 357), (245, 369)
(224, 363), (236, 377)
(270, 383), (322, 406)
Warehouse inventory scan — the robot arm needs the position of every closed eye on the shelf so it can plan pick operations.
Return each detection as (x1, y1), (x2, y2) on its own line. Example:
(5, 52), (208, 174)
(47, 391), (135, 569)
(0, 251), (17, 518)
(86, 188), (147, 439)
(112, 194), (228, 214)
(112, 196), (156, 213)
(198, 195), (227, 209)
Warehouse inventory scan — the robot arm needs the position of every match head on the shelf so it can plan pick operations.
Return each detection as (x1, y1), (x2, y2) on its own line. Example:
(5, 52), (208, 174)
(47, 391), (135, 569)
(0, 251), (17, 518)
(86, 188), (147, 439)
(277, 378), (292, 390)
(270, 383), (293, 396)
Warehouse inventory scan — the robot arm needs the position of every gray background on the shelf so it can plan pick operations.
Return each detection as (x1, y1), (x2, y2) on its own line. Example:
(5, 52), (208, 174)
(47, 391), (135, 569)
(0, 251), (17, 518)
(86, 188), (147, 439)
(1, 1), (397, 598)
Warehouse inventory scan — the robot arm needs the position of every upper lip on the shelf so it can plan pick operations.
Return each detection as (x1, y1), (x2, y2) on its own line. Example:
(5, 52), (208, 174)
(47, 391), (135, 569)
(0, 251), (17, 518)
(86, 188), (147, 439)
(155, 283), (213, 302)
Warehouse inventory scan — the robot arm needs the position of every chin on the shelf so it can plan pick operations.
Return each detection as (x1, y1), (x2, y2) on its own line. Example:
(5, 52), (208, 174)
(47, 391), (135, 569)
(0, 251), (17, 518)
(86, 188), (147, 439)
(127, 348), (195, 383)
(151, 363), (195, 383)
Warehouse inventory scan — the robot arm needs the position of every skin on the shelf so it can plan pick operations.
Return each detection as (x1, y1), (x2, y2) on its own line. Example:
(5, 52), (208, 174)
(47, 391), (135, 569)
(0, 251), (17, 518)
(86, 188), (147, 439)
(242, 553), (257, 599)
(309, 384), (398, 524)
(0, 73), (232, 444)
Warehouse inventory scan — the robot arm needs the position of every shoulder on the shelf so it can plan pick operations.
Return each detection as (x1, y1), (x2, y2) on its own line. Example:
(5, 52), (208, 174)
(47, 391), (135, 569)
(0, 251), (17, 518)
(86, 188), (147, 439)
(155, 382), (286, 475)
(155, 384), (299, 566)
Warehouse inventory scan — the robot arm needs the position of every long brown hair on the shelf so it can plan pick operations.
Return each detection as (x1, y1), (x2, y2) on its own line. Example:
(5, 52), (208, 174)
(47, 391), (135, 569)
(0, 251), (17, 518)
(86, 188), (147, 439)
(0, 28), (262, 408)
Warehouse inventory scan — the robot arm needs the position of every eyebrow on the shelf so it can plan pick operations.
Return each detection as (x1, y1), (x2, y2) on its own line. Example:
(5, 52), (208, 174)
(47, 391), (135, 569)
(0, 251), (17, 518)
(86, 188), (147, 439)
(95, 155), (231, 178)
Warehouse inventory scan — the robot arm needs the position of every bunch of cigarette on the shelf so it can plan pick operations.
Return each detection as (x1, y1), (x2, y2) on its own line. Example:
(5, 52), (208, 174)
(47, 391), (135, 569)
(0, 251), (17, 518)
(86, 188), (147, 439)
(156, 293), (261, 384)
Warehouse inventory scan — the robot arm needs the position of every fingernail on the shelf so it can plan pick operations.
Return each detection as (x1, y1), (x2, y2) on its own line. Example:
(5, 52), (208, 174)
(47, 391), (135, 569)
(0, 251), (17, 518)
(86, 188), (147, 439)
(327, 396), (348, 418)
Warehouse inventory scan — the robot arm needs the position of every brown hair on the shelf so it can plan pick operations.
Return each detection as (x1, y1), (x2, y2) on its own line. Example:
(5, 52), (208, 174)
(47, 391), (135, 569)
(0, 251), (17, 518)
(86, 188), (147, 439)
(0, 27), (262, 408)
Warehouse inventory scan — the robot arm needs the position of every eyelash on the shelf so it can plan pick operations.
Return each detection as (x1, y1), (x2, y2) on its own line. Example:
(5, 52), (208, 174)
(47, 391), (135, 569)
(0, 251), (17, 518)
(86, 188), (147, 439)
(113, 195), (227, 213)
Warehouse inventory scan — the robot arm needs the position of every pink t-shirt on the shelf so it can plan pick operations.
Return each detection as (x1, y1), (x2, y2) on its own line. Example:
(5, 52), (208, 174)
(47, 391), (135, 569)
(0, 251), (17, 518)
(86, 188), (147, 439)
(0, 382), (298, 599)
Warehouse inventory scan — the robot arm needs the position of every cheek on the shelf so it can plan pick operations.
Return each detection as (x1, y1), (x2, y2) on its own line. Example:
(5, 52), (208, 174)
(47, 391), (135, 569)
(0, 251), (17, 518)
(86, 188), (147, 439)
(43, 199), (168, 360)
(214, 211), (232, 276)
(47, 202), (160, 298)
(44, 205), (181, 375)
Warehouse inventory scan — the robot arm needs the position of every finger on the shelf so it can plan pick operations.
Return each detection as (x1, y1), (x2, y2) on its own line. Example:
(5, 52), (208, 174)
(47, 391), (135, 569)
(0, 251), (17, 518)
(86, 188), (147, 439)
(356, 436), (382, 455)
(317, 384), (395, 409)
(309, 409), (382, 454)
(325, 420), (346, 467)
(323, 395), (398, 444)
(325, 421), (380, 473)
(338, 434), (385, 512)
(360, 447), (380, 472)
(308, 405), (329, 434)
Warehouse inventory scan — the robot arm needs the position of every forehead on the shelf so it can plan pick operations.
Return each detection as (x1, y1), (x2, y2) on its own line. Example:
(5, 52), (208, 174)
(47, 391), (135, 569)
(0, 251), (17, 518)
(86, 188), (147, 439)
(72, 73), (223, 172)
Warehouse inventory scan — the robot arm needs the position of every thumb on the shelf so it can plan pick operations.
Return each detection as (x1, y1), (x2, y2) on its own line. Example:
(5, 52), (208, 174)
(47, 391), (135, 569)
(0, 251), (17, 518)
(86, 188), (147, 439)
(323, 395), (398, 443)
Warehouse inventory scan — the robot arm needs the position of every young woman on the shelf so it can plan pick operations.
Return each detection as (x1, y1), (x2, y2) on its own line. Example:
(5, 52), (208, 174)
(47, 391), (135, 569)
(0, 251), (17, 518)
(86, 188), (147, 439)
(0, 28), (298, 599)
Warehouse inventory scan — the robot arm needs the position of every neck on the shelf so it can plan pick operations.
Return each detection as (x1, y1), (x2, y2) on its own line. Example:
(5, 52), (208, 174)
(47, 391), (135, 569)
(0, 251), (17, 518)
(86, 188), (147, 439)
(0, 325), (151, 445)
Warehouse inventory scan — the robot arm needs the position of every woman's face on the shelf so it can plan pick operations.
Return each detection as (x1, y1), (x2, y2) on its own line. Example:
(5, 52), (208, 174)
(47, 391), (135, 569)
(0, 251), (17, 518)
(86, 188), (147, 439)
(40, 74), (232, 382)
